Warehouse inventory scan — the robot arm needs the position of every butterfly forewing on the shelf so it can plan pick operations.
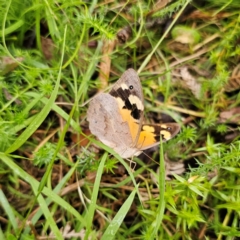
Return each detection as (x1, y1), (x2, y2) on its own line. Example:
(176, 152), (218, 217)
(109, 69), (144, 146)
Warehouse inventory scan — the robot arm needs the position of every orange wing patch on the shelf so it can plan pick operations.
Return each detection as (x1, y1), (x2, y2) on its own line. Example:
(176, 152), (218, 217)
(137, 125), (157, 148)
(136, 124), (175, 149)
(116, 95), (142, 143)
(118, 107), (140, 142)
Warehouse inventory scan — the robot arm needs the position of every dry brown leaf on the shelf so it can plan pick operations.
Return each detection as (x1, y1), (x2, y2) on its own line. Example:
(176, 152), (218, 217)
(99, 39), (116, 90)
(173, 66), (201, 99)
(45, 223), (86, 239)
(180, 67), (201, 98)
(187, 9), (232, 21)
(224, 64), (240, 92)
(151, 154), (185, 183)
(146, 56), (161, 73)
(219, 107), (240, 124)
(41, 36), (55, 60)
(147, 0), (171, 17)
(3, 88), (22, 104)
(117, 26), (132, 44)
(70, 129), (100, 158)
(225, 131), (240, 141)
(0, 56), (24, 75)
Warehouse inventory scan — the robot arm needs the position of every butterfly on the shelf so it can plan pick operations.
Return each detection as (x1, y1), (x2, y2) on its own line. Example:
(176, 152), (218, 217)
(87, 69), (180, 158)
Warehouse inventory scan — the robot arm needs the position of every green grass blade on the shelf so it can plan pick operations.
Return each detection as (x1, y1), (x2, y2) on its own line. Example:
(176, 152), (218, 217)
(150, 137), (165, 238)
(101, 187), (137, 240)
(1, 16), (24, 37)
(34, 193), (64, 240)
(43, 0), (60, 39)
(37, 26), (68, 193)
(23, 159), (80, 235)
(0, 154), (64, 239)
(84, 152), (108, 239)
(87, 137), (142, 203)
(0, 227), (6, 240)
(0, 189), (18, 231)
(0, 153), (86, 227)
(25, 92), (81, 132)
(5, 58), (64, 155)
(138, 0), (191, 73)
(5, 78), (60, 153)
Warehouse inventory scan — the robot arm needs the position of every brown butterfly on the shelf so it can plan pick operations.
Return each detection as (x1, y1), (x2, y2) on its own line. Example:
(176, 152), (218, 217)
(87, 69), (180, 158)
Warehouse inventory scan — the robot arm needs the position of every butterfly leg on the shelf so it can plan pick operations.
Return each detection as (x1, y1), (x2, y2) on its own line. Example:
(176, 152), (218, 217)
(125, 157), (136, 172)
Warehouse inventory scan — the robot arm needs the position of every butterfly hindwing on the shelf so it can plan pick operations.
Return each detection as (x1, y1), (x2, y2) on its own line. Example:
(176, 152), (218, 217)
(137, 123), (181, 150)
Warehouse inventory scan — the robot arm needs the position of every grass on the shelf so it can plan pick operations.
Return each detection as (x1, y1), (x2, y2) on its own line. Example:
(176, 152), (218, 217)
(1, 0), (240, 239)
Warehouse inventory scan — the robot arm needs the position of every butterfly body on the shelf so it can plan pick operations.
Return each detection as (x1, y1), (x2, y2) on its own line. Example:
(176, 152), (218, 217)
(87, 69), (180, 158)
